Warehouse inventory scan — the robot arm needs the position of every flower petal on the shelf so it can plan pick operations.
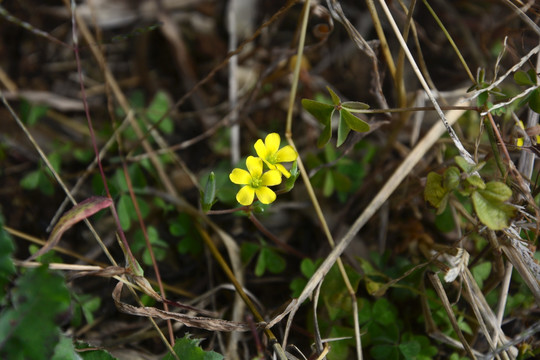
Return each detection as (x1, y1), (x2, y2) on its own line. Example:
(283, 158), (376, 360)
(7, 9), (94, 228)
(246, 156), (263, 178)
(255, 186), (276, 204)
(261, 158), (277, 170)
(261, 169), (282, 186)
(254, 139), (268, 159)
(275, 145), (297, 162)
(236, 186), (255, 206)
(229, 168), (251, 184)
(275, 164), (291, 178)
(265, 133), (280, 155)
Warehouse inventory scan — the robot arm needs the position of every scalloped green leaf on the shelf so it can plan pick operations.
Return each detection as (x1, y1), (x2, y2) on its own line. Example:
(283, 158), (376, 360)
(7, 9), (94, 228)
(162, 335), (223, 360)
(301, 99), (334, 126)
(466, 174), (486, 189)
(472, 191), (515, 230)
(326, 86), (341, 106)
(341, 108), (370, 133)
(424, 172), (446, 209)
(480, 181), (512, 202)
(443, 166), (461, 190)
(455, 156), (474, 173)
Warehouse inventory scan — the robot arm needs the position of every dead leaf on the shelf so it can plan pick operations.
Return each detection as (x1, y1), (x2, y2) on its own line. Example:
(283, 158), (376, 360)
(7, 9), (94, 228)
(113, 281), (263, 332)
(28, 196), (112, 261)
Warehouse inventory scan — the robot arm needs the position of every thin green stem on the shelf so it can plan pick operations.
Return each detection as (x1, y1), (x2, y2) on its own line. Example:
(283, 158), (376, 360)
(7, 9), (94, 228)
(422, 0), (476, 84)
(285, 0), (310, 136)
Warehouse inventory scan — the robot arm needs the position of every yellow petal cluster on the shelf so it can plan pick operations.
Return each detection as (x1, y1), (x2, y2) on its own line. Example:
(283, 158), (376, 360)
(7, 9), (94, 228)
(254, 133), (297, 178)
(229, 133), (297, 206)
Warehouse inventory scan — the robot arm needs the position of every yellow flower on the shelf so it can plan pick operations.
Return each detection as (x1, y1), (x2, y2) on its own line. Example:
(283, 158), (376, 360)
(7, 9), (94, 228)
(254, 133), (298, 178)
(229, 156), (282, 206)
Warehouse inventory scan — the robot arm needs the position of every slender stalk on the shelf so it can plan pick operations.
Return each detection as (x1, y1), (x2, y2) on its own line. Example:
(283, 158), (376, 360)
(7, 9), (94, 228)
(284, 0), (362, 358)
(421, 0), (475, 84)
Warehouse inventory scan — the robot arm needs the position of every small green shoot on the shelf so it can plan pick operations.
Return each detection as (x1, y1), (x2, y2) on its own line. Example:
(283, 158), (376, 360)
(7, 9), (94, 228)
(302, 86), (370, 147)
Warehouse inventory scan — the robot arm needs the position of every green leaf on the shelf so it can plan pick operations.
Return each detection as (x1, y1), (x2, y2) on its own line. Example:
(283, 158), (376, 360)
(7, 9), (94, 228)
(465, 174), (486, 189)
(370, 344), (399, 360)
(472, 261), (492, 288)
(201, 172), (216, 212)
(0, 214), (15, 299)
(20, 169), (41, 190)
(337, 113), (351, 147)
(147, 90), (174, 134)
(0, 265), (71, 360)
(398, 341), (421, 360)
(162, 335), (223, 360)
(529, 88), (540, 113)
(443, 166), (461, 190)
(260, 247), (286, 274)
(283, 161), (299, 192)
(241, 242), (260, 265)
(317, 123), (332, 148)
(20, 99), (48, 126)
(424, 172), (447, 210)
(326, 86), (341, 106)
(254, 250), (266, 277)
(455, 156), (474, 173)
(372, 298), (398, 326)
(514, 70), (535, 86)
(300, 258), (317, 277)
(472, 191), (515, 230)
(323, 169), (334, 197)
(117, 195), (132, 230)
(341, 108), (370, 133)
(301, 99), (334, 126)
(77, 341), (116, 360)
(481, 181), (512, 202)
(341, 101), (370, 112)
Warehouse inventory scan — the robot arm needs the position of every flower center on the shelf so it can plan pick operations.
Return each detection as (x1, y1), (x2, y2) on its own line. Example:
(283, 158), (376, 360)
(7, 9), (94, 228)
(267, 153), (278, 164)
(250, 175), (262, 188)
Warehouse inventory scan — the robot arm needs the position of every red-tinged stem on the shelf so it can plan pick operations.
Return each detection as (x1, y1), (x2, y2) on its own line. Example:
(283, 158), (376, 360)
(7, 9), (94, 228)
(122, 163), (175, 345)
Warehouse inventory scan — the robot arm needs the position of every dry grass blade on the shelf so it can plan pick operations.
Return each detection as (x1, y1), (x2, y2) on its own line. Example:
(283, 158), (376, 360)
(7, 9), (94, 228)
(112, 282), (259, 332)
